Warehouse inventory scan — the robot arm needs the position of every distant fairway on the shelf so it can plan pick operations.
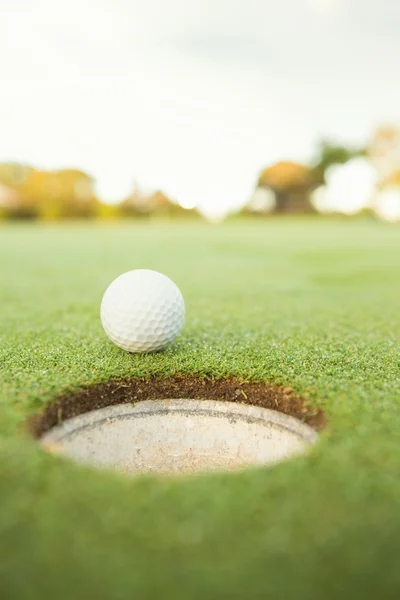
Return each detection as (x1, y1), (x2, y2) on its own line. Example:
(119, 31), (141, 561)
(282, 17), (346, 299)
(1, 219), (399, 599)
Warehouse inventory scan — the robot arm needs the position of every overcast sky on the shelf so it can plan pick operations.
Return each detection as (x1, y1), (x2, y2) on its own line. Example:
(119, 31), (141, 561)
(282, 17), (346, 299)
(1, 0), (399, 215)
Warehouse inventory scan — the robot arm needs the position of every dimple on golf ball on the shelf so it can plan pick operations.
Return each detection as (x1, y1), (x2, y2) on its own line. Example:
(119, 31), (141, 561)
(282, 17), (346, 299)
(100, 269), (185, 352)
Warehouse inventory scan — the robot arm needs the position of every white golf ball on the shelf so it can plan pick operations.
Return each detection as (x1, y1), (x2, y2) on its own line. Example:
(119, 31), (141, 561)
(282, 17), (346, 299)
(100, 269), (185, 352)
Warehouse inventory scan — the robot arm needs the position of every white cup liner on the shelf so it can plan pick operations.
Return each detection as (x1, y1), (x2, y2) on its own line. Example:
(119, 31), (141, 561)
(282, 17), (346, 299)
(41, 399), (318, 475)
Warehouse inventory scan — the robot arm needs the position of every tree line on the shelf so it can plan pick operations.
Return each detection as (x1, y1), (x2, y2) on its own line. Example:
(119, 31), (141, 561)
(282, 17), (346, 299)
(0, 166), (201, 221)
(1, 125), (399, 220)
(244, 126), (400, 215)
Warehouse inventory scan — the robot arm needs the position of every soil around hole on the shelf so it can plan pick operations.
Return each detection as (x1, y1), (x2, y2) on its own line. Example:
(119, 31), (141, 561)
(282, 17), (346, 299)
(29, 376), (326, 439)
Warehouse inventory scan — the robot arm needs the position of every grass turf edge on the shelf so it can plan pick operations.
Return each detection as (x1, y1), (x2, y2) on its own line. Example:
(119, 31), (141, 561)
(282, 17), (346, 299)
(28, 375), (326, 438)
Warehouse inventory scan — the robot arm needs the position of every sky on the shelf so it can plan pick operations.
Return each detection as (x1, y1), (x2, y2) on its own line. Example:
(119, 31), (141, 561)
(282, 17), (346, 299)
(1, 0), (399, 217)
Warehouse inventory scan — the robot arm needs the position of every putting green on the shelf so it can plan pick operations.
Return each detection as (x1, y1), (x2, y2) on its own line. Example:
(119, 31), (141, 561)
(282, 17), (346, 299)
(1, 219), (399, 599)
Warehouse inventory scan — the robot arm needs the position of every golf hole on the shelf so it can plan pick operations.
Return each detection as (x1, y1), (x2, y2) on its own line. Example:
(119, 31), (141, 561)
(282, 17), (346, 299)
(40, 399), (318, 475)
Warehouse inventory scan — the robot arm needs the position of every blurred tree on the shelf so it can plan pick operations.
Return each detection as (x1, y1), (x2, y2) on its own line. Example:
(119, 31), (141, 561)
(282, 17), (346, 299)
(387, 170), (400, 186)
(257, 161), (317, 213)
(0, 181), (21, 218)
(0, 163), (37, 218)
(36, 169), (99, 219)
(120, 186), (201, 219)
(240, 188), (276, 217)
(0, 163), (32, 188)
(0, 164), (99, 219)
(368, 125), (400, 184)
(95, 203), (121, 220)
(119, 182), (151, 218)
(312, 140), (366, 182)
(150, 191), (201, 218)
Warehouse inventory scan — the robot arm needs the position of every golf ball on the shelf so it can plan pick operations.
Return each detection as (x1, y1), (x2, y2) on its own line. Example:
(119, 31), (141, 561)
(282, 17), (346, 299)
(101, 269), (185, 352)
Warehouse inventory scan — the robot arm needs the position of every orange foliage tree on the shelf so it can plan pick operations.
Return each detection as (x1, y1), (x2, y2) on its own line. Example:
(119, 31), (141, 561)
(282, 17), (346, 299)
(257, 161), (317, 213)
(0, 164), (99, 219)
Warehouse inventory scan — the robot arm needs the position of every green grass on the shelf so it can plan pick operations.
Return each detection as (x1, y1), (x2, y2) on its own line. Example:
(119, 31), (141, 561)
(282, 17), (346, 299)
(1, 219), (399, 599)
